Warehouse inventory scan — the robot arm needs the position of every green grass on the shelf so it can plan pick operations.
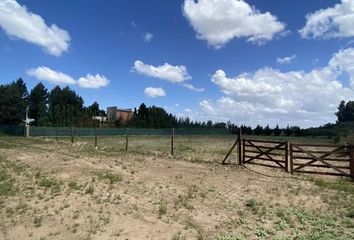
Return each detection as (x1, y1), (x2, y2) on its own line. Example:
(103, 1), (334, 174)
(97, 171), (122, 184)
(214, 232), (245, 240)
(0, 156), (23, 196)
(158, 200), (167, 218)
(0, 177), (15, 196)
(245, 198), (263, 215)
(68, 181), (81, 190)
(311, 178), (354, 194)
(35, 172), (61, 193)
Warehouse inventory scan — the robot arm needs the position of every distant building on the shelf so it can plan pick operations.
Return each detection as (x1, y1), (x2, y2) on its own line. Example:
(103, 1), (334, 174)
(107, 107), (133, 124)
(92, 116), (107, 122)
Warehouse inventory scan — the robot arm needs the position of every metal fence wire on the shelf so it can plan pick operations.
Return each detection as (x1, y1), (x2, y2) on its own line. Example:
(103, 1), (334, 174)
(26, 126), (229, 137)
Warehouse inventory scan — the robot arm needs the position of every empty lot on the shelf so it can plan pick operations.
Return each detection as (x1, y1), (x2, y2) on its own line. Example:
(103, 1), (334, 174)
(0, 136), (353, 240)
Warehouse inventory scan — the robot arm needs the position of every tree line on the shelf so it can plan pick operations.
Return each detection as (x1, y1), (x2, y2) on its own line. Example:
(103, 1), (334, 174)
(0, 79), (104, 127)
(1, 79), (353, 138)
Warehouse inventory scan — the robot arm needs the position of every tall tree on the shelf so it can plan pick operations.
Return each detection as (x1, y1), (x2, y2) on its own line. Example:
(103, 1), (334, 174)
(87, 102), (101, 116)
(29, 82), (49, 126)
(0, 79), (28, 124)
(48, 86), (84, 127)
(336, 100), (354, 123)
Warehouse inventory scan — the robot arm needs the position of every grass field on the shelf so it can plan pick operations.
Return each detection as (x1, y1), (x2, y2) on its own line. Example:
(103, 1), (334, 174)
(0, 135), (353, 240)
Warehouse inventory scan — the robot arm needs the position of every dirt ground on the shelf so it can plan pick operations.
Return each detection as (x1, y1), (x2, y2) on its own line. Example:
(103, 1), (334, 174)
(0, 136), (353, 240)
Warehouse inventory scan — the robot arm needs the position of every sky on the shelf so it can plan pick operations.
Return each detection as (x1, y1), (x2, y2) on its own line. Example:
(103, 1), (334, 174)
(1, 0), (354, 128)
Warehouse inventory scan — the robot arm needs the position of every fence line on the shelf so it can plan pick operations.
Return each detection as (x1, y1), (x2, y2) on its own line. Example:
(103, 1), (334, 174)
(223, 130), (354, 180)
(25, 126), (229, 137)
(1, 125), (353, 179)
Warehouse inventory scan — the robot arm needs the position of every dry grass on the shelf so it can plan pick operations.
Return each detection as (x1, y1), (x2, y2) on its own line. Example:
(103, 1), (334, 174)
(0, 136), (353, 240)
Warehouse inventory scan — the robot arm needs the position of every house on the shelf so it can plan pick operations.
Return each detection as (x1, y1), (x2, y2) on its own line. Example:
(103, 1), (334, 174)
(107, 107), (133, 124)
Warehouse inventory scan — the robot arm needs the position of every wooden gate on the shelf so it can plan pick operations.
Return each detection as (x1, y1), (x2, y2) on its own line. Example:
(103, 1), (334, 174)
(290, 143), (352, 177)
(243, 139), (288, 172)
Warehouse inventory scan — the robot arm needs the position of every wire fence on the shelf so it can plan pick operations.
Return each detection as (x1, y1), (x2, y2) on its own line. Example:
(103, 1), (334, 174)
(27, 126), (229, 137)
(0, 125), (25, 136)
(0, 125), (235, 163)
(0, 125), (230, 137)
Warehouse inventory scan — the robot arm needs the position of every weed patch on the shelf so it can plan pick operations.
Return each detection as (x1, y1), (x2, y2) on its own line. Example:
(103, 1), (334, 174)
(97, 171), (122, 184)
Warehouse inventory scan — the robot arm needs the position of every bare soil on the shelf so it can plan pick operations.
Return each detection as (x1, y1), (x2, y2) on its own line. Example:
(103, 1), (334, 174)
(0, 136), (353, 240)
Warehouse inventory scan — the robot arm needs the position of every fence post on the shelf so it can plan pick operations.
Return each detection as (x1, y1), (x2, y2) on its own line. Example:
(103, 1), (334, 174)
(25, 125), (30, 138)
(171, 128), (175, 156)
(242, 138), (246, 164)
(289, 143), (294, 174)
(56, 127), (58, 142)
(95, 127), (98, 148)
(349, 145), (354, 180)
(71, 127), (74, 144)
(125, 128), (129, 151)
(285, 141), (289, 172)
(42, 127), (45, 139)
(238, 128), (242, 165)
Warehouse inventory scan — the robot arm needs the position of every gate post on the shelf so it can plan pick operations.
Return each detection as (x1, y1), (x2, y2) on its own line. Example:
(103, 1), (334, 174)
(125, 128), (129, 151)
(238, 128), (242, 165)
(285, 141), (289, 172)
(71, 127), (74, 144)
(95, 127), (98, 148)
(171, 128), (175, 156)
(242, 138), (246, 164)
(289, 143), (294, 174)
(349, 145), (354, 180)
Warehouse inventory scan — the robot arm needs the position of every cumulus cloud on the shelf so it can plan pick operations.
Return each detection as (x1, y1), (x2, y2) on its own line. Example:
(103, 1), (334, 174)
(27, 66), (76, 85)
(77, 74), (110, 89)
(0, 0), (70, 56)
(277, 54), (296, 65)
(201, 48), (354, 127)
(182, 0), (285, 48)
(329, 48), (354, 88)
(133, 60), (191, 83)
(143, 32), (154, 42)
(144, 87), (166, 98)
(182, 83), (205, 92)
(27, 66), (109, 89)
(300, 0), (354, 39)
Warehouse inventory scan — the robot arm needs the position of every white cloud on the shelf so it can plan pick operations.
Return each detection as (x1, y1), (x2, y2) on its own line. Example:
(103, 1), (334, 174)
(27, 66), (109, 89)
(183, 83), (205, 92)
(133, 60), (191, 83)
(27, 66), (76, 85)
(144, 87), (166, 98)
(77, 74), (110, 89)
(329, 48), (354, 88)
(211, 69), (282, 97)
(182, 0), (285, 48)
(0, 0), (70, 56)
(300, 0), (354, 39)
(143, 32), (153, 42)
(201, 48), (354, 127)
(277, 54), (296, 65)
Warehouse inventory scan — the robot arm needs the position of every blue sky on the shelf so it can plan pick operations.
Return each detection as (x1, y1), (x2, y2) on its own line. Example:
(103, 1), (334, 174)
(1, 0), (354, 127)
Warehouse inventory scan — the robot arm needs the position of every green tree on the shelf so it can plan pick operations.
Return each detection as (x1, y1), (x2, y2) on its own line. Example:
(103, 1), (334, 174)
(48, 86), (84, 127)
(273, 124), (281, 136)
(29, 82), (49, 126)
(0, 79), (28, 125)
(336, 100), (354, 123)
